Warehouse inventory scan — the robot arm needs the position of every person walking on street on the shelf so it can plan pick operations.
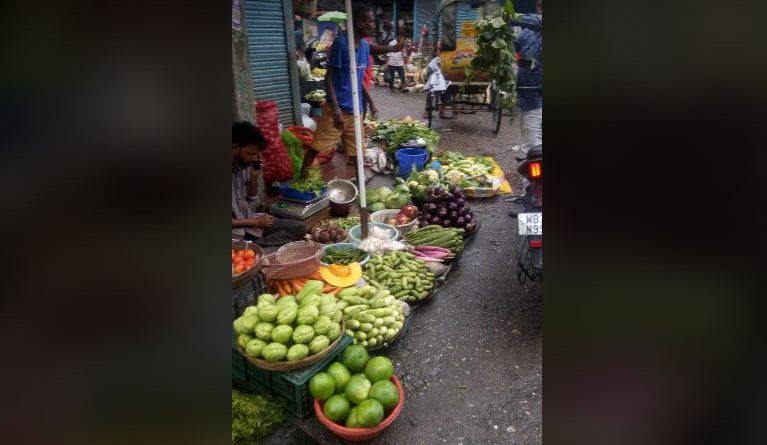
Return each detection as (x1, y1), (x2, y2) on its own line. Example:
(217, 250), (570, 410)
(386, 37), (407, 91)
(513, 0), (543, 160)
(300, 5), (379, 175)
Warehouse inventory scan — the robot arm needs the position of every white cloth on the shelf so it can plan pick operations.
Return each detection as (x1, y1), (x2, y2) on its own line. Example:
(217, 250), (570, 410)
(520, 108), (543, 154)
(424, 56), (449, 92)
(386, 40), (404, 67)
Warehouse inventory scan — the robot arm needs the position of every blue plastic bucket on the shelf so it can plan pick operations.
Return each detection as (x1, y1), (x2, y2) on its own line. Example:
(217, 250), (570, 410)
(395, 147), (428, 179)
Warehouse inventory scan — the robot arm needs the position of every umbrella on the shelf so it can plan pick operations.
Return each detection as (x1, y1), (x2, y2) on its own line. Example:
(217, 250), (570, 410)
(317, 11), (347, 23)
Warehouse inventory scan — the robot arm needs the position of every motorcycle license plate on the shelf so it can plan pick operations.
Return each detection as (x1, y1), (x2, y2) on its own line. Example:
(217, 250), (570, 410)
(518, 213), (543, 235)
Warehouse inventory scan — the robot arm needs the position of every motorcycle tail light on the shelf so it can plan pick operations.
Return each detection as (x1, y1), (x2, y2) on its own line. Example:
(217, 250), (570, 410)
(529, 162), (542, 179)
(529, 240), (543, 248)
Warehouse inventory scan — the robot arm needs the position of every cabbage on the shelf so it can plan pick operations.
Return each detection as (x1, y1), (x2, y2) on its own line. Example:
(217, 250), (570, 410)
(378, 187), (393, 198)
(384, 192), (410, 209)
(369, 202), (386, 212)
(365, 189), (381, 206)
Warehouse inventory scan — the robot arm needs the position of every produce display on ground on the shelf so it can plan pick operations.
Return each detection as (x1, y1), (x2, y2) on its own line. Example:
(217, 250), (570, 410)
(322, 245), (368, 265)
(232, 98), (498, 441)
(232, 247), (260, 276)
(232, 389), (285, 445)
(309, 223), (349, 244)
(417, 186), (476, 232)
(335, 285), (407, 349)
(267, 271), (344, 297)
(437, 151), (494, 179)
(404, 225), (466, 255)
(314, 216), (361, 231)
(362, 251), (436, 304)
(364, 179), (412, 212)
(380, 204), (419, 227)
(233, 282), (344, 363)
(310, 345), (401, 431)
(370, 117), (440, 157)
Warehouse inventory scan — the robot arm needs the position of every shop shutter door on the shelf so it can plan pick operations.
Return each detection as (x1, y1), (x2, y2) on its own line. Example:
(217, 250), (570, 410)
(243, 0), (296, 125)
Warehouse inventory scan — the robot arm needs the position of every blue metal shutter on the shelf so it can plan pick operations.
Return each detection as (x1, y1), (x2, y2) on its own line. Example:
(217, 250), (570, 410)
(456, 3), (478, 33)
(243, 0), (295, 126)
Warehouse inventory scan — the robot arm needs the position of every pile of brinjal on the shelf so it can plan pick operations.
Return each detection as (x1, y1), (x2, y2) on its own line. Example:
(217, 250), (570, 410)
(417, 187), (476, 232)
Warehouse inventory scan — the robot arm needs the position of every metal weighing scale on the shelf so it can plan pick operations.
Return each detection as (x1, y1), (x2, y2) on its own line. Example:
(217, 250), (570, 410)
(269, 195), (329, 220)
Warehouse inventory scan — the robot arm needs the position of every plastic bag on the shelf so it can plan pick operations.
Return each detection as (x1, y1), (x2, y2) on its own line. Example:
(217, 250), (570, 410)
(255, 101), (294, 185)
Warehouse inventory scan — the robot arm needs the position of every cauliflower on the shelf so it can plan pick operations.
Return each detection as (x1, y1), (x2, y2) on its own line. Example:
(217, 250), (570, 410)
(444, 169), (465, 186)
(423, 169), (439, 183)
(408, 180), (419, 188)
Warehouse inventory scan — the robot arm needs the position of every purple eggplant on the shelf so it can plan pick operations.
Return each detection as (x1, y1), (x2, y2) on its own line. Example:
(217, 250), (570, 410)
(455, 216), (467, 227)
(423, 202), (437, 212)
(452, 187), (464, 197)
(437, 208), (448, 218)
(457, 206), (469, 216)
(447, 201), (458, 211)
(465, 221), (476, 232)
(433, 187), (444, 195)
(442, 218), (453, 227)
(455, 197), (466, 207)
(430, 216), (442, 225)
(449, 210), (459, 220)
(464, 213), (473, 223)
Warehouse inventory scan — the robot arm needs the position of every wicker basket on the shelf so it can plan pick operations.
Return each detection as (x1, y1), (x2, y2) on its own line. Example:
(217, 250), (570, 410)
(262, 241), (322, 280)
(236, 321), (346, 372)
(232, 240), (266, 289)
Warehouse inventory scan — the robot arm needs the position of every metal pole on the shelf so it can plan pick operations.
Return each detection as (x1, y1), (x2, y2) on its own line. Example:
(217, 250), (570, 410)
(344, 0), (369, 239)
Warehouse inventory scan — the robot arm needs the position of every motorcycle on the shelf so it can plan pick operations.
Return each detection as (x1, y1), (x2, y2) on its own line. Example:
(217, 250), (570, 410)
(506, 144), (542, 283)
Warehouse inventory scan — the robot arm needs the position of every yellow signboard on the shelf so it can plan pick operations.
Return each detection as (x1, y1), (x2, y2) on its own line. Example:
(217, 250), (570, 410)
(439, 36), (486, 82)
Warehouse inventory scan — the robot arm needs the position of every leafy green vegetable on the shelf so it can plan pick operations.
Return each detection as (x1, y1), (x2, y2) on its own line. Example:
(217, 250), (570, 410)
(370, 118), (439, 156)
(281, 130), (304, 180)
(287, 167), (325, 196)
(232, 389), (285, 445)
(465, 2), (517, 102)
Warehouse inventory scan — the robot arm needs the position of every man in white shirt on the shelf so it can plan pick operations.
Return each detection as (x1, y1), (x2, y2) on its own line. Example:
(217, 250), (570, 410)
(386, 38), (406, 92)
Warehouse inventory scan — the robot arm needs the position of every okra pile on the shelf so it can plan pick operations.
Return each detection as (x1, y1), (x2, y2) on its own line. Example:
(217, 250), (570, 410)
(335, 285), (406, 349)
(403, 225), (465, 255)
(362, 251), (436, 303)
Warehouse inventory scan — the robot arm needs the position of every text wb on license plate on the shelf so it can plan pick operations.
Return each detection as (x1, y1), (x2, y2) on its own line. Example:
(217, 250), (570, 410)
(518, 212), (542, 235)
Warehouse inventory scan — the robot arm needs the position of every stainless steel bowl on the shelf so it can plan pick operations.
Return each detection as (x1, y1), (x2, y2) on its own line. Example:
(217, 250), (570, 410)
(327, 179), (358, 204)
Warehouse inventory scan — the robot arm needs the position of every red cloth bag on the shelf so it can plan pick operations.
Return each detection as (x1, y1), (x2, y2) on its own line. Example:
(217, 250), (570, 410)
(255, 101), (294, 185)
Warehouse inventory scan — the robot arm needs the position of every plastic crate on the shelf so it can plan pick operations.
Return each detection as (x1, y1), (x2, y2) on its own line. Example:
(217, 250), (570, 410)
(232, 272), (268, 320)
(270, 334), (353, 418)
(279, 184), (327, 202)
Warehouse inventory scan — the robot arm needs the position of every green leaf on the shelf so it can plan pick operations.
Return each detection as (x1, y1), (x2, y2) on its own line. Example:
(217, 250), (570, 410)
(491, 38), (508, 49)
(490, 16), (506, 29)
(504, 0), (516, 17)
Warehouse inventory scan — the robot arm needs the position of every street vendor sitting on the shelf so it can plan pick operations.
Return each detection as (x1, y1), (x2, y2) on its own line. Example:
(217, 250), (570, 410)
(232, 121), (306, 247)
